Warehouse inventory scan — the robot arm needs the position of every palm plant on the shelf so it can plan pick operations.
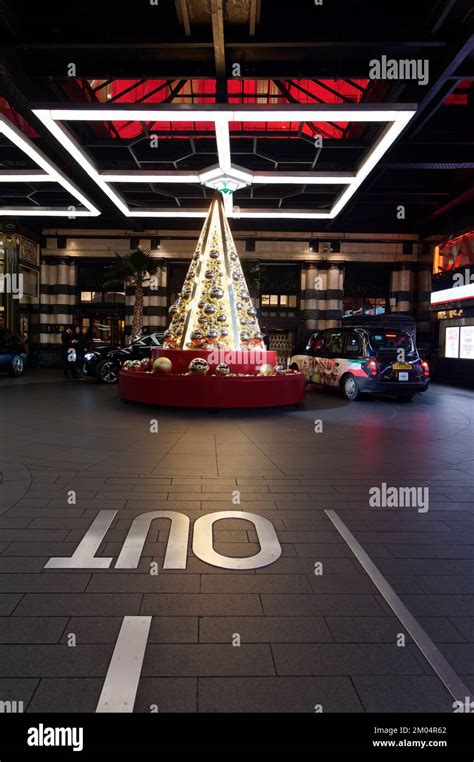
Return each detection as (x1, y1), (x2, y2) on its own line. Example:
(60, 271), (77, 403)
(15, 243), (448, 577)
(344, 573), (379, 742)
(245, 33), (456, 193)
(105, 249), (160, 341)
(242, 259), (265, 298)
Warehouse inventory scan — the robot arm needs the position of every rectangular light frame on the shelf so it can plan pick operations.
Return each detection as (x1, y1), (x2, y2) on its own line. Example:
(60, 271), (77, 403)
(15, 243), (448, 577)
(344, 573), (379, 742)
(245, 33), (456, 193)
(33, 104), (416, 220)
(0, 114), (100, 217)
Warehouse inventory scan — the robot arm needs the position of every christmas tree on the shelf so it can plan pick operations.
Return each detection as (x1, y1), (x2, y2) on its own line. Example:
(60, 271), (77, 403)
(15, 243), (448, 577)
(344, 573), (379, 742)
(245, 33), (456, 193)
(163, 192), (264, 351)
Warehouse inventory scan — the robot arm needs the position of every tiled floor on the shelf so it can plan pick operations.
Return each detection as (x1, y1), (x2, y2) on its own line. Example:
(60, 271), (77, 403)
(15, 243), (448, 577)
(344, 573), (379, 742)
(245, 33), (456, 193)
(0, 371), (473, 712)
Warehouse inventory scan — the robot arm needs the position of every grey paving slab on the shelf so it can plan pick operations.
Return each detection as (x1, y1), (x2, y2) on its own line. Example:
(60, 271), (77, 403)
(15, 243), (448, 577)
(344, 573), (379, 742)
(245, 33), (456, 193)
(257, 557), (361, 575)
(435, 643), (474, 674)
(135, 678), (197, 712)
(450, 617), (474, 640)
(27, 678), (103, 712)
(0, 574), (90, 593)
(86, 573), (200, 593)
(201, 574), (312, 594)
(272, 643), (426, 675)
(352, 676), (454, 712)
(198, 676), (363, 712)
(325, 616), (466, 643)
(142, 644), (275, 676)
(2, 541), (80, 557)
(0, 594), (22, 614)
(62, 616), (198, 644)
(0, 557), (50, 572)
(0, 617), (67, 643)
(142, 594), (263, 616)
(400, 594), (474, 616)
(0, 678), (39, 710)
(13, 593), (142, 616)
(261, 594), (386, 616)
(0, 644), (114, 677)
(199, 616), (333, 643)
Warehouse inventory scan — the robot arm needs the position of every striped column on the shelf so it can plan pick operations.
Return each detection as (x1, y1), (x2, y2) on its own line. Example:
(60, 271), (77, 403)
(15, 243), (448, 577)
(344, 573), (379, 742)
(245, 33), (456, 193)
(39, 258), (77, 346)
(415, 266), (433, 340)
(326, 264), (343, 327)
(144, 264), (168, 332)
(39, 260), (54, 345)
(398, 267), (414, 313)
(390, 268), (400, 312)
(390, 267), (415, 313)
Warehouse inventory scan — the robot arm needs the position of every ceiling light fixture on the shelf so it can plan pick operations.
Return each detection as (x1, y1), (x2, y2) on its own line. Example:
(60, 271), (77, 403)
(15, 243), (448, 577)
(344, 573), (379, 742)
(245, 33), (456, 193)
(33, 104), (416, 220)
(0, 114), (100, 217)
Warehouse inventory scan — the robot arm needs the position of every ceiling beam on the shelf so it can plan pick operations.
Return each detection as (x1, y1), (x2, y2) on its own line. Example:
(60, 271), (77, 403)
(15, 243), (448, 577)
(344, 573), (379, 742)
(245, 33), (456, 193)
(210, 0), (225, 77)
(175, 0), (191, 37)
(249, 0), (258, 36)
(408, 32), (474, 137)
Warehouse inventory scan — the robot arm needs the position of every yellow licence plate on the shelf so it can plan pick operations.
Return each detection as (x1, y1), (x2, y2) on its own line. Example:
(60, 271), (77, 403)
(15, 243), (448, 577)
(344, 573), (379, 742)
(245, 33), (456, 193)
(393, 363), (411, 370)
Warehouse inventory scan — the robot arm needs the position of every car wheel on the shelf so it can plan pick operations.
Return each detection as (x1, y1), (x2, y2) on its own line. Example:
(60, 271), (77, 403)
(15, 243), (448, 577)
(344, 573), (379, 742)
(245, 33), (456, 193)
(342, 374), (359, 401)
(9, 355), (24, 377)
(97, 359), (119, 384)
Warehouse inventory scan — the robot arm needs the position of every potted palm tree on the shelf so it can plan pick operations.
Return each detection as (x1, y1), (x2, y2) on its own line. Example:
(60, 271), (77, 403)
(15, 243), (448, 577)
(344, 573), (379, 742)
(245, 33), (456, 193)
(105, 248), (160, 341)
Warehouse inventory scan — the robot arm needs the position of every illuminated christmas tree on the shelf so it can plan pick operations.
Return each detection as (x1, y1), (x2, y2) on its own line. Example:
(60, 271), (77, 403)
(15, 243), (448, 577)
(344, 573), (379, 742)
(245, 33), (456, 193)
(163, 192), (264, 351)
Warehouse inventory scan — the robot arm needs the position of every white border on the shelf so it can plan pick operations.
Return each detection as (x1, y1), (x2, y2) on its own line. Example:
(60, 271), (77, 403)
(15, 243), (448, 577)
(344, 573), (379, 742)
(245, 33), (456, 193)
(0, 114), (100, 217)
(33, 104), (416, 220)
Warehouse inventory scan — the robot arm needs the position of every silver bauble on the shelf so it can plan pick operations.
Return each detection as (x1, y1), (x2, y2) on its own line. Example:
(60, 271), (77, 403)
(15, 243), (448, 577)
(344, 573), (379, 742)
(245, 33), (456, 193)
(190, 330), (205, 344)
(189, 357), (209, 375)
(215, 362), (230, 376)
(210, 286), (224, 300)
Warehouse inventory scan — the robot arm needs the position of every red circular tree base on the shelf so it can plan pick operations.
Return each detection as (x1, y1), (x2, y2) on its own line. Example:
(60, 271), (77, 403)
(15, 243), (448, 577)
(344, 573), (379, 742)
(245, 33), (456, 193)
(119, 370), (306, 409)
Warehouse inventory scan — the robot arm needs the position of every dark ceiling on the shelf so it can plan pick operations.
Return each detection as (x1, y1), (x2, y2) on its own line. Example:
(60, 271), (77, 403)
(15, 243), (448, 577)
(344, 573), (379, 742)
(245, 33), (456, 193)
(0, 0), (473, 237)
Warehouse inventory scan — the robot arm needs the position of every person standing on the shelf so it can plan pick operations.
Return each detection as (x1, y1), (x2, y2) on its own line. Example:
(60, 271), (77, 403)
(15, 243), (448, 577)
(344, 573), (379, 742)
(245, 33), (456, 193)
(262, 327), (270, 350)
(74, 325), (86, 376)
(61, 326), (78, 379)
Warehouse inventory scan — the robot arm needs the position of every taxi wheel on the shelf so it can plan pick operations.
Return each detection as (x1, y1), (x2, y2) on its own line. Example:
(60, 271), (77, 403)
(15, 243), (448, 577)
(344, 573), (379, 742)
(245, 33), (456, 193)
(342, 374), (359, 401)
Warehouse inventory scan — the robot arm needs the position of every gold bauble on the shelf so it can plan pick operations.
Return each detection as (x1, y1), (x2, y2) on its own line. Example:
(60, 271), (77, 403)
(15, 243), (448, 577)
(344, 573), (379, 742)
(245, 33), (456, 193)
(153, 357), (173, 374)
(258, 364), (274, 376)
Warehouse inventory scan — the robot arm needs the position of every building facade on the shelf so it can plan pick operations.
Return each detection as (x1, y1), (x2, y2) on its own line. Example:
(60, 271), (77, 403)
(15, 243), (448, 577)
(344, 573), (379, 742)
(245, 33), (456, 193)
(2, 224), (436, 364)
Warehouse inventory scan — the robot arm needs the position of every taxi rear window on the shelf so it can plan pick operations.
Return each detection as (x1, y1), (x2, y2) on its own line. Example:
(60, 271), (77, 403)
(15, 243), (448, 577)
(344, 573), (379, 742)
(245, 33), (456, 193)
(369, 331), (413, 352)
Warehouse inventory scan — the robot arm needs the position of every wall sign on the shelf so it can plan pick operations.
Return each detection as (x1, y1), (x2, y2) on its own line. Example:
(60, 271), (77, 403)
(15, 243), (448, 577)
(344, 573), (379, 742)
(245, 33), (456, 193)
(445, 326), (460, 358)
(460, 325), (474, 360)
(45, 510), (282, 571)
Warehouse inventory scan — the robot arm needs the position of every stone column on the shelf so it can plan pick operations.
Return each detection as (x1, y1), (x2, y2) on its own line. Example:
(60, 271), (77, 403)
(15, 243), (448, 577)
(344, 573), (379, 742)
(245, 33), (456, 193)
(390, 268), (400, 312)
(39, 260), (54, 346)
(415, 265), (433, 342)
(326, 264), (343, 328)
(398, 267), (414, 313)
(146, 263), (168, 332)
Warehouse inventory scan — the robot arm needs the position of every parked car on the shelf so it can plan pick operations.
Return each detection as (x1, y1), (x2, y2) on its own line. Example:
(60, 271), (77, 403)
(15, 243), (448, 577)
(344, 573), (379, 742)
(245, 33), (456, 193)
(290, 325), (430, 401)
(83, 333), (163, 384)
(0, 328), (27, 377)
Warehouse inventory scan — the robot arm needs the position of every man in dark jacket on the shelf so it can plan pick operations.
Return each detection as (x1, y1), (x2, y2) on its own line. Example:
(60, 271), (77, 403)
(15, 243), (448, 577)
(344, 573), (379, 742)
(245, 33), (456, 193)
(61, 326), (78, 379)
